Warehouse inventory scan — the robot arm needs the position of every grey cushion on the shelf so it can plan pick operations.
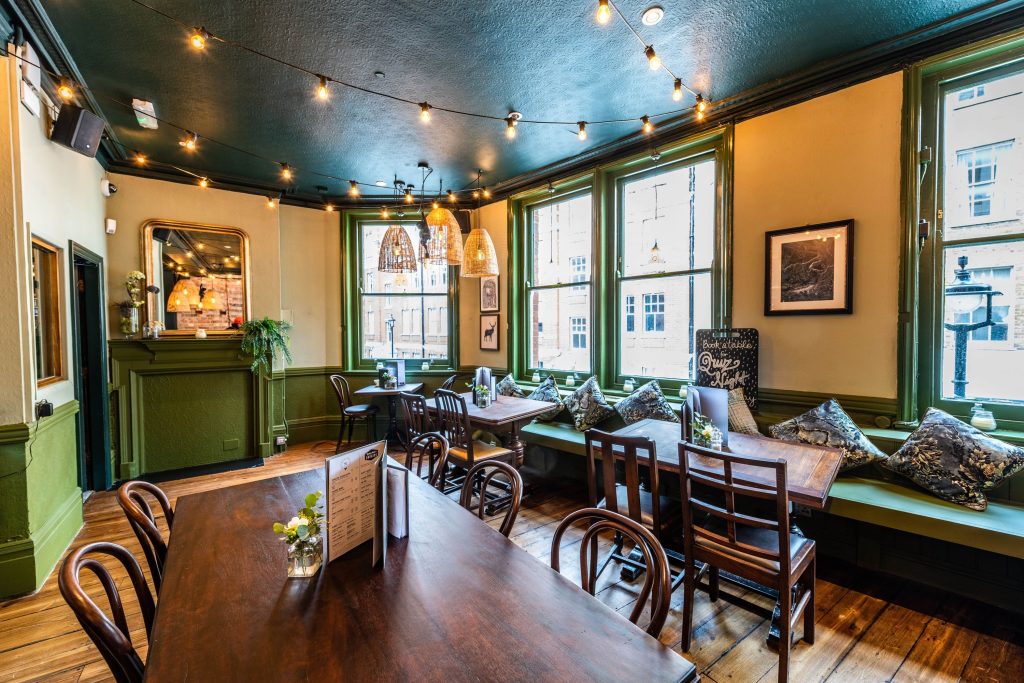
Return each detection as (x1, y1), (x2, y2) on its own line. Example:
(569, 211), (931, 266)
(614, 380), (679, 426)
(527, 375), (564, 421)
(769, 399), (885, 471)
(563, 376), (614, 432)
(881, 408), (1024, 511)
(728, 388), (760, 435)
(495, 374), (526, 398)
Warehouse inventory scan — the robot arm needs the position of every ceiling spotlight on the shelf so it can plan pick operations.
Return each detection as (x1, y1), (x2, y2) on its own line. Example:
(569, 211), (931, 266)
(316, 75), (329, 100)
(189, 27), (210, 50)
(349, 180), (360, 197)
(56, 79), (74, 103)
(198, 177), (209, 188)
(577, 121), (588, 141)
(280, 163), (293, 181)
(419, 102), (431, 123)
(673, 78), (683, 102)
(179, 131), (198, 151)
(641, 115), (654, 134)
(645, 45), (660, 70)
(641, 5), (665, 26)
(596, 0), (611, 24)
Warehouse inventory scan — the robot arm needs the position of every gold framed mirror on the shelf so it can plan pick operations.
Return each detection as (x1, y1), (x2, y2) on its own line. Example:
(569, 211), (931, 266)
(142, 220), (251, 335)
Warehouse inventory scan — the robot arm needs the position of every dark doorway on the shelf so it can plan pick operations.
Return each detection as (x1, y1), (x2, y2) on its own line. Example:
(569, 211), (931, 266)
(70, 243), (111, 492)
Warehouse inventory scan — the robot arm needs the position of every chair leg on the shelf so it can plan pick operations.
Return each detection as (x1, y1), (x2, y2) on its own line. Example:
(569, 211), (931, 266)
(335, 416), (344, 452)
(709, 566), (720, 602)
(804, 557), (816, 645)
(777, 584), (792, 683)
(346, 415), (354, 446)
(682, 557), (696, 652)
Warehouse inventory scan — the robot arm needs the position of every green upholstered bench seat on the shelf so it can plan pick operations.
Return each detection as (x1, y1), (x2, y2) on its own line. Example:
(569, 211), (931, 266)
(825, 476), (1024, 560)
(521, 420), (588, 456)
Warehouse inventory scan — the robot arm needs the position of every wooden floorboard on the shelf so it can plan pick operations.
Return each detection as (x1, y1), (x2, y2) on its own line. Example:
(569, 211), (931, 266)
(1, 440), (1021, 682)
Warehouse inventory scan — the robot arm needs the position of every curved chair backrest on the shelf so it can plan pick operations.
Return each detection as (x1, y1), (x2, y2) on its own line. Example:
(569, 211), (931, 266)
(406, 431), (449, 484)
(550, 508), (671, 638)
(329, 374), (353, 411)
(585, 429), (662, 532)
(58, 542), (156, 683)
(399, 391), (432, 445)
(459, 460), (523, 537)
(439, 374), (459, 391)
(116, 481), (174, 592)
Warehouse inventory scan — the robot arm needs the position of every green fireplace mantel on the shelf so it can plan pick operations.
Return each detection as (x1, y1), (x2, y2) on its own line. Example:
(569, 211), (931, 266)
(108, 338), (285, 479)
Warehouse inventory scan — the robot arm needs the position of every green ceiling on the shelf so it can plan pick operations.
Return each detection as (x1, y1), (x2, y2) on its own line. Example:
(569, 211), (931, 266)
(22, 0), (1023, 201)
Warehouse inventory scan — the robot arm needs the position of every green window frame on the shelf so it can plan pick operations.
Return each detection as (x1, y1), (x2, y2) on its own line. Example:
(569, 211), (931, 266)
(509, 127), (733, 393)
(341, 210), (459, 372)
(901, 30), (1024, 432)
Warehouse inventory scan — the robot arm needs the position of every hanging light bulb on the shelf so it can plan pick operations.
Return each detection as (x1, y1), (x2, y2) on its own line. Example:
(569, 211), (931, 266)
(381, 207), (390, 219)
(419, 102), (431, 123)
(266, 195), (277, 209)
(404, 188), (414, 203)
(56, 79), (74, 102)
(596, 0), (611, 24)
(673, 78), (683, 102)
(577, 121), (588, 141)
(641, 115), (654, 134)
(472, 189), (480, 199)
(447, 190), (456, 203)
(695, 94), (709, 121)
(316, 75), (329, 100)
(645, 45), (660, 70)
(133, 151), (147, 166)
(505, 117), (517, 140)
(325, 202), (335, 212)
(482, 187), (492, 199)
(349, 180), (360, 197)
(189, 27), (210, 50)
(198, 177), (209, 188)
(432, 199), (440, 210)
(180, 131), (198, 151)
(280, 163), (293, 181)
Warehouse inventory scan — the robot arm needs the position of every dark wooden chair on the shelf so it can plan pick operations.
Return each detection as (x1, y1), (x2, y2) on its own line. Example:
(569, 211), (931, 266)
(679, 442), (816, 683)
(433, 388), (515, 476)
(58, 542), (156, 683)
(399, 391), (433, 463)
(439, 374), (459, 391)
(550, 507), (671, 638)
(459, 460), (523, 537)
(405, 431), (449, 484)
(585, 429), (681, 586)
(116, 480), (173, 592)
(330, 374), (378, 449)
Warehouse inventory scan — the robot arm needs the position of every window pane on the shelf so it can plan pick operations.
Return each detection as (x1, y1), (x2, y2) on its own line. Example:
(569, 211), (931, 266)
(31, 241), (62, 383)
(362, 295), (448, 360)
(530, 194), (592, 287)
(529, 288), (590, 372)
(620, 274), (711, 380)
(940, 243), (1023, 403)
(361, 222), (447, 294)
(621, 158), (716, 276)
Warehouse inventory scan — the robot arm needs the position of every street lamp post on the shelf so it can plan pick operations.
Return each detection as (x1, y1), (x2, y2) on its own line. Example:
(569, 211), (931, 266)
(943, 256), (1002, 399)
(385, 314), (396, 358)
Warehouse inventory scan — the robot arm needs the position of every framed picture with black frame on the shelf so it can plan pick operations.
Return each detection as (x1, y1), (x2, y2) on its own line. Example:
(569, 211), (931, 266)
(480, 314), (499, 351)
(764, 219), (854, 316)
(480, 274), (499, 312)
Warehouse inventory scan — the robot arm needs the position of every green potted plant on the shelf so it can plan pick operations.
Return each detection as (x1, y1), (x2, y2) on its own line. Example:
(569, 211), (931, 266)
(240, 317), (293, 374)
(272, 491), (324, 578)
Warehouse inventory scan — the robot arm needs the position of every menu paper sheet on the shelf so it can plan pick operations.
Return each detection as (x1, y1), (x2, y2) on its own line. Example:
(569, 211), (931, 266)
(386, 460), (410, 539)
(325, 440), (388, 567)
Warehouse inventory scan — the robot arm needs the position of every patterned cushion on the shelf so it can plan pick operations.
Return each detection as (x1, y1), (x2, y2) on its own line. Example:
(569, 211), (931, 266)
(614, 380), (679, 426)
(495, 374), (526, 398)
(563, 376), (614, 431)
(881, 408), (1024, 511)
(527, 375), (564, 421)
(769, 399), (885, 472)
(728, 388), (760, 435)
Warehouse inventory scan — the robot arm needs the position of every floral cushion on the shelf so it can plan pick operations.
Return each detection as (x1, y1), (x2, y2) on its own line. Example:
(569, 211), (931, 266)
(495, 374), (526, 398)
(728, 388), (760, 435)
(614, 380), (679, 426)
(563, 376), (614, 431)
(527, 375), (564, 421)
(769, 399), (885, 471)
(881, 408), (1024, 511)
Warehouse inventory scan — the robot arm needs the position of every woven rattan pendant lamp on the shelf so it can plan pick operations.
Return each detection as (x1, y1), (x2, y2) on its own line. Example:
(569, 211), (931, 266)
(166, 276), (194, 313)
(461, 211), (498, 277)
(423, 207), (464, 265)
(378, 224), (418, 273)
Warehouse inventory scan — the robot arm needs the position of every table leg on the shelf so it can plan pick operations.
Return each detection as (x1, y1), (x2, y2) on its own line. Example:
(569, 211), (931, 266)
(508, 421), (525, 468)
(384, 396), (406, 447)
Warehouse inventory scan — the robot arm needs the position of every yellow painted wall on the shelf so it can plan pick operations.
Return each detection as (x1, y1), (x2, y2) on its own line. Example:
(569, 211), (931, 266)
(462, 200), (508, 369)
(732, 73), (903, 398)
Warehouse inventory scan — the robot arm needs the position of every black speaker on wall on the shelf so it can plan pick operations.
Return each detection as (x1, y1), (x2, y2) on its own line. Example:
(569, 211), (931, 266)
(50, 104), (104, 158)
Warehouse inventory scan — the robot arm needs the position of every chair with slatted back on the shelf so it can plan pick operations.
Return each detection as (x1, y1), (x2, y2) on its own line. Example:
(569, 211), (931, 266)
(399, 391), (433, 465)
(405, 431), (449, 484)
(58, 542), (157, 683)
(116, 481), (174, 592)
(459, 460), (523, 537)
(550, 508), (671, 638)
(585, 429), (682, 586)
(433, 389), (515, 494)
(439, 374), (459, 391)
(679, 442), (816, 683)
(330, 374), (378, 449)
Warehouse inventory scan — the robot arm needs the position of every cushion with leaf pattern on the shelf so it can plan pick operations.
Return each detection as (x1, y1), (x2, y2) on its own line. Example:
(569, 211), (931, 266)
(769, 399), (885, 471)
(527, 375), (564, 421)
(881, 408), (1024, 511)
(614, 380), (679, 426)
(563, 376), (614, 431)
(495, 374), (526, 398)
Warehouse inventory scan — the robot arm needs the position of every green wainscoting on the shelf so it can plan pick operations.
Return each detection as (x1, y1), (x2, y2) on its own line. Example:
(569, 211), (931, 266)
(109, 339), (276, 478)
(0, 401), (83, 598)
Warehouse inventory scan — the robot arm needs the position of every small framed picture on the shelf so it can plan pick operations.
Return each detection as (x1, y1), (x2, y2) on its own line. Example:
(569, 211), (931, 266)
(480, 314), (500, 351)
(765, 219), (854, 316)
(480, 275), (499, 312)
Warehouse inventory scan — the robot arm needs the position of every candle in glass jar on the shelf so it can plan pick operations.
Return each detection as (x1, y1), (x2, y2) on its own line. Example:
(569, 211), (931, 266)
(195, 328), (207, 339)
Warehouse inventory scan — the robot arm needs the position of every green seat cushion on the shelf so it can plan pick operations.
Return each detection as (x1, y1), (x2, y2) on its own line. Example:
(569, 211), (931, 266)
(827, 476), (1024, 559)
(521, 421), (587, 455)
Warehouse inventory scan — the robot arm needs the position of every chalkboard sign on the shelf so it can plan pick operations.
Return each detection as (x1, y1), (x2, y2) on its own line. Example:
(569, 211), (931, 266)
(695, 329), (759, 411)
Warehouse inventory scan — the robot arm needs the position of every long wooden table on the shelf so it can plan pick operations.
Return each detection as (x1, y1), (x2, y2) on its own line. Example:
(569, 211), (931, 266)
(144, 467), (697, 682)
(427, 392), (555, 467)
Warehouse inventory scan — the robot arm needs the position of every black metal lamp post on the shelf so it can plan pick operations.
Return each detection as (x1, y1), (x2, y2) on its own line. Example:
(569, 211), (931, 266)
(943, 256), (1002, 399)
(385, 314), (397, 358)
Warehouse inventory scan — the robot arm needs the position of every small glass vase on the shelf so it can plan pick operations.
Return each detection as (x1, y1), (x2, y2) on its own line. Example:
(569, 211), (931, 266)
(384, 379), (398, 390)
(287, 535), (323, 578)
(476, 393), (491, 409)
(119, 306), (140, 339)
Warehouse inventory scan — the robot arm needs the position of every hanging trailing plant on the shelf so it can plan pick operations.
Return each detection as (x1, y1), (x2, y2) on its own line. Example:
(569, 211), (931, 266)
(240, 317), (293, 374)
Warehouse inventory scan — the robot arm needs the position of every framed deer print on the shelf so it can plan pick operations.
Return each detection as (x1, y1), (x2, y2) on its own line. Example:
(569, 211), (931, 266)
(480, 314), (500, 351)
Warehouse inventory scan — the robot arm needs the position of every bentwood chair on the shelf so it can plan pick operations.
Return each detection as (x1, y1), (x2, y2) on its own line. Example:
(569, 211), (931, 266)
(585, 429), (682, 587)
(406, 431), (449, 484)
(433, 389), (515, 494)
(439, 374), (459, 391)
(550, 508), (671, 638)
(679, 442), (816, 683)
(116, 481), (174, 592)
(459, 460), (523, 537)
(399, 391), (433, 463)
(58, 542), (156, 683)
(329, 374), (378, 449)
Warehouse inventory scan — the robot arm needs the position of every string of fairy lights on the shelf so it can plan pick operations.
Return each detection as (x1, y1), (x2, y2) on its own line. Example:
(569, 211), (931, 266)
(34, 0), (712, 215)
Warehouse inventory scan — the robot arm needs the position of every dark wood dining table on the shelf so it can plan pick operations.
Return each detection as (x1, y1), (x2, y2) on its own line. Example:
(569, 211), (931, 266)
(353, 381), (424, 445)
(426, 392), (555, 467)
(144, 467), (698, 682)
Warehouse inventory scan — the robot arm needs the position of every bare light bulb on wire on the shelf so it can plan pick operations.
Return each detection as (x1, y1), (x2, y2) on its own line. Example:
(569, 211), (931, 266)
(316, 75), (329, 100)
(577, 121), (587, 141)
(133, 151), (147, 166)
(482, 187), (491, 199)
(404, 188), (414, 203)
(56, 80), (74, 103)
(348, 180), (359, 197)
(279, 163), (293, 181)
(266, 196), (277, 209)
(381, 207), (390, 219)
(180, 131), (198, 151)
(672, 79), (683, 102)
(189, 27), (210, 50)
(645, 45), (660, 70)
(324, 202), (335, 212)
(596, 0), (611, 24)
(695, 94), (709, 121)
(505, 117), (517, 140)
(198, 177), (209, 188)
(641, 115), (653, 134)
(447, 190), (456, 203)
(419, 102), (431, 123)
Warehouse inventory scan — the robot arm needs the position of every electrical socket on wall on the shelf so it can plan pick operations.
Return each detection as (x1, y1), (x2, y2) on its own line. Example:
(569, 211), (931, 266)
(35, 400), (54, 420)
(275, 436), (287, 446)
